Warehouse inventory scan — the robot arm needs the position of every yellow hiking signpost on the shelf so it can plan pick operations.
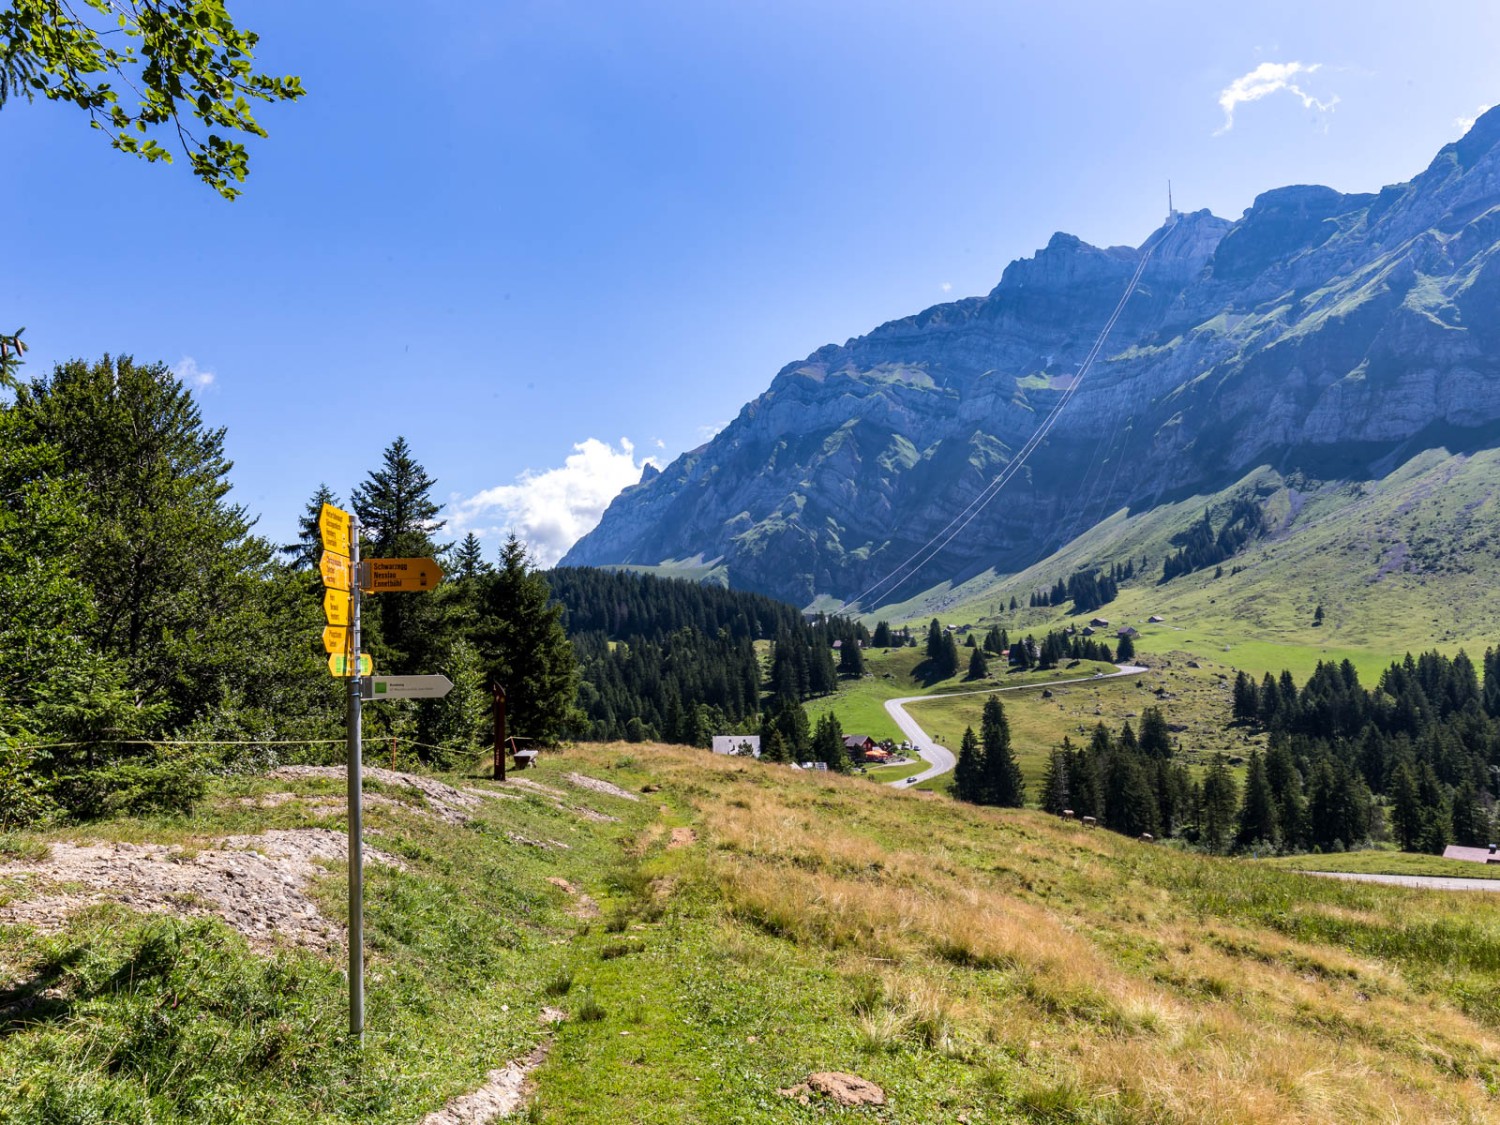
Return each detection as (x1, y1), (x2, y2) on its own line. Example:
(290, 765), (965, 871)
(362, 556), (442, 592)
(311, 501), (443, 1045)
(328, 652), (374, 677)
(319, 550), (352, 590)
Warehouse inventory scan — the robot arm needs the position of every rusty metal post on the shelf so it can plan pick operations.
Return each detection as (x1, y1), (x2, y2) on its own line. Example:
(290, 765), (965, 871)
(493, 683), (507, 781)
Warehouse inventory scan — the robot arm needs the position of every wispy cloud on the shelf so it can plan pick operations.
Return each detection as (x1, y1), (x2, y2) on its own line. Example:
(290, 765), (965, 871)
(696, 420), (727, 443)
(1216, 62), (1338, 134)
(173, 356), (215, 389)
(449, 437), (657, 566)
(940, 281), (953, 293)
(1455, 104), (1493, 132)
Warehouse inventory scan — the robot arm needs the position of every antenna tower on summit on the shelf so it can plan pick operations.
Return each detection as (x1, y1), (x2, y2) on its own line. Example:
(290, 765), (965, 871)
(1167, 179), (1175, 218)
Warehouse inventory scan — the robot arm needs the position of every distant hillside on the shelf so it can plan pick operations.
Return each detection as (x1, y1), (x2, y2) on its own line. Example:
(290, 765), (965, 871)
(565, 107), (1500, 609)
(548, 566), (859, 742)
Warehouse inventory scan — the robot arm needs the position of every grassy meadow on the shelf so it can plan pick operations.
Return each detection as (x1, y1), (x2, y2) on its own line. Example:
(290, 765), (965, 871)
(870, 449), (1500, 684)
(5, 746), (1500, 1121)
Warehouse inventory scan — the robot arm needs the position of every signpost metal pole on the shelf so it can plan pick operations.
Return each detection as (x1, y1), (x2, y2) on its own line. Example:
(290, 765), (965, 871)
(347, 518), (364, 1044)
(493, 683), (506, 782)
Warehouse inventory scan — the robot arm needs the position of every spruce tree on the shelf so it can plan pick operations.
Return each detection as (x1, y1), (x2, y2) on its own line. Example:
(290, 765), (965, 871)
(1115, 632), (1135, 661)
(1041, 748), (1071, 814)
(967, 645), (989, 680)
(926, 618), (944, 661)
(352, 436), (447, 672)
(1388, 761), (1422, 851)
(454, 532), (490, 582)
(980, 695), (1025, 806)
(872, 620), (892, 648)
(838, 639), (865, 677)
(1199, 756), (1239, 853)
(813, 711), (850, 772)
(953, 727), (983, 803)
(284, 483), (340, 571)
(1236, 750), (1278, 848)
(473, 536), (578, 745)
(1138, 707), (1171, 758)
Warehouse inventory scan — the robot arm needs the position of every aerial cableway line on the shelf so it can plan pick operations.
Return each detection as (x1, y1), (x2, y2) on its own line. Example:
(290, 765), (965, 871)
(834, 215), (1178, 616)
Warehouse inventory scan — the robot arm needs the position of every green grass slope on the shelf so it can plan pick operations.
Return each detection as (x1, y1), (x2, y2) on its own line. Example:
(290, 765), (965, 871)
(6, 748), (1500, 1121)
(872, 447), (1500, 682)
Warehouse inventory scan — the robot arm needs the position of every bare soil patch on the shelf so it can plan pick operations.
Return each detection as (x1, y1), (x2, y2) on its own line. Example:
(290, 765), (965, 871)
(564, 773), (640, 802)
(667, 827), (697, 849)
(0, 829), (404, 952)
(778, 1072), (885, 1108)
(269, 765), (490, 824)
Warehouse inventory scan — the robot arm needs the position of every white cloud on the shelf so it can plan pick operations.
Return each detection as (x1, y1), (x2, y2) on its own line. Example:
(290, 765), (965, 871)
(449, 437), (658, 566)
(173, 356), (215, 389)
(1216, 62), (1338, 133)
(1456, 104), (1493, 131)
(696, 420), (727, 443)
(940, 281), (953, 292)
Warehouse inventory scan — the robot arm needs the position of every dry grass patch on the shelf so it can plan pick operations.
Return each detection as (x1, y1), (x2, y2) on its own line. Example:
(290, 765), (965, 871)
(589, 743), (1500, 1123)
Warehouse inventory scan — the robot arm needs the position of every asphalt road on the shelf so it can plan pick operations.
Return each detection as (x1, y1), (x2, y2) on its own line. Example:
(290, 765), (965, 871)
(884, 663), (1149, 789)
(1298, 870), (1500, 892)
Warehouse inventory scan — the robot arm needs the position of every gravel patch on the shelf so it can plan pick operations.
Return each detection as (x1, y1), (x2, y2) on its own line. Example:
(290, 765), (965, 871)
(420, 1010), (566, 1124)
(0, 829), (405, 952)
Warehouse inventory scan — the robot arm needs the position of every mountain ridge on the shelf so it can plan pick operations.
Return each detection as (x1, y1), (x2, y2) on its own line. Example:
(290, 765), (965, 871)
(564, 107), (1500, 607)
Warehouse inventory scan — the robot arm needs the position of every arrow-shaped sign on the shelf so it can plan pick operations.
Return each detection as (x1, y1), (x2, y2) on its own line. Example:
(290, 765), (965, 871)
(362, 674), (453, 700)
(324, 588), (350, 627)
(320, 502), (352, 558)
(363, 557), (442, 593)
(320, 551), (352, 591)
(329, 652), (373, 677)
(322, 625), (350, 654)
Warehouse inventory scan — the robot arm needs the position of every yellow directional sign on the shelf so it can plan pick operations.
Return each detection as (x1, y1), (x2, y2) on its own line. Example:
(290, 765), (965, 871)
(324, 588), (350, 627)
(320, 502), (352, 559)
(328, 652), (373, 677)
(322, 625), (349, 655)
(364, 557), (443, 593)
(320, 551), (351, 591)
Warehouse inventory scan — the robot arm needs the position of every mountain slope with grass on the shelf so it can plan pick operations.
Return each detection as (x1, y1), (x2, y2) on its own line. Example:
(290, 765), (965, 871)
(566, 108), (1500, 610)
(5, 745), (1500, 1122)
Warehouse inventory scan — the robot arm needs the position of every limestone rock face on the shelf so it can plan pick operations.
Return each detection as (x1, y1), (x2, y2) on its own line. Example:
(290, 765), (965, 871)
(563, 108), (1500, 606)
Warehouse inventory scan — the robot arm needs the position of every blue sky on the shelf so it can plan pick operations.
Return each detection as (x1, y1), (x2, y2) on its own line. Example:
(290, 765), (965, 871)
(5, 1), (1497, 562)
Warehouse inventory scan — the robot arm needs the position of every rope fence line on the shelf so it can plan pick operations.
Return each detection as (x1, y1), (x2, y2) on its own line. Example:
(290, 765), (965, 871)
(6, 735), (541, 754)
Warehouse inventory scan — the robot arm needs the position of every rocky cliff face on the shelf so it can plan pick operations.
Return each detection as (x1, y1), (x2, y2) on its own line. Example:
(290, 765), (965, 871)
(563, 109), (1500, 607)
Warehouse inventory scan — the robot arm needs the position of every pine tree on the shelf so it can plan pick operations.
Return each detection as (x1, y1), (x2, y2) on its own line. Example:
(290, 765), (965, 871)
(1313, 604), (1324, 626)
(872, 620), (892, 648)
(1041, 748), (1071, 814)
(953, 727), (983, 803)
(1231, 671), (1259, 724)
(813, 711), (850, 772)
(980, 695), (1025, 807)
(1199, 756), (1239, 853)
(940, 631), (960, 679)
(838, 639), (865, 677)
(1115, 632), (1135, 661)
(926, 618), (944, 661)
(1104, 753), (1158, 836)
(454, 532), (490, 582)
(473, 536), (578, 745)
(352, 436), (447, 672)
(762, 726), (789, 764)
(1388, 761), (1422, 851)
(1237, 750), (1278, 848)
(1138, 707), (1171, 758)
(967, 645), (988, 680)
(283, 484), (339, 571)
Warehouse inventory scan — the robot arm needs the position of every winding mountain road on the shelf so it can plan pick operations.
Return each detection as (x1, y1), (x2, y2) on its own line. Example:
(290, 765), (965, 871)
(884, 664), (1148, 789)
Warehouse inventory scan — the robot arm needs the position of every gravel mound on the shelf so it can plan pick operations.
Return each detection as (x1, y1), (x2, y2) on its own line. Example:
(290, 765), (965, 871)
(564, 773), (641, 802)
